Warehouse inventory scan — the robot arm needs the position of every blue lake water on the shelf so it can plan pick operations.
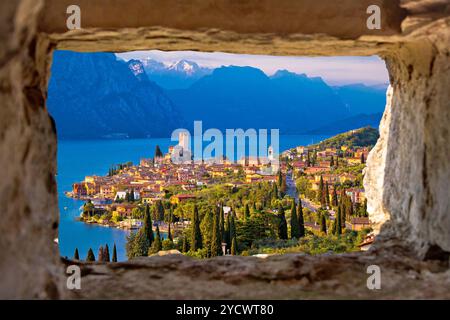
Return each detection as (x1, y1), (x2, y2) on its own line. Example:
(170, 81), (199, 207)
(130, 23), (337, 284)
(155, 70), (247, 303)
(57, 134), (329, 261)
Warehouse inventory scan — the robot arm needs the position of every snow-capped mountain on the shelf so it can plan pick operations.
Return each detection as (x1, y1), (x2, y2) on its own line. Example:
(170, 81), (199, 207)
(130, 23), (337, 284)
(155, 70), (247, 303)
(139, 58), (212, 89)
(167, 60), (200, 75)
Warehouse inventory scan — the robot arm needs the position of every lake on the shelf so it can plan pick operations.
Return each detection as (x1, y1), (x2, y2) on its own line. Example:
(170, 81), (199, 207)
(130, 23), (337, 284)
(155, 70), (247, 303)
(57, 134), (330, 261)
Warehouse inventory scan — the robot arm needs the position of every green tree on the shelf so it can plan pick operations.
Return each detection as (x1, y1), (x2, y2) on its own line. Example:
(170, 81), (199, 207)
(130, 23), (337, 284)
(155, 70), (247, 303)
(244, 203), (250, 221)
(277, 205), (288, 240)
(277, 170), (283, 187)
(191, 205), (202, 251)
(298, 198), (305, 238)
(230, 214), (237, 254)
(290, 200), (300, 239)
(280, 177), (287, 197)
(231, 237), (237, 255)
(200, 210), (213, 256)
(325, 182), (330, 207)
(219, 206), (225, 243)
(182, 236), (189, 253)
(332, 187), (338, 207)
(112, 243), (118, 262)
(155, 145), (163, 158)
(361, 153), (365, 164)
(320, 214), (327, 234)
(336, 206), (342, 235)
(73, 248), (80, 260)
(149, 225), (162, 254)
(330, 156), (334, 167)
(143, 204), (154, 246)
(210, 211), (221, 257)
(104, 244), (110, 262)
(317, 175), (324, 204)
(98, 246), (104, 262)
(162, 239), (174, 251)
(273, 183), (279, 200)
(126, 228), (150, 259)
(86, 248), (95, 262)
(224, 214), (231, 249)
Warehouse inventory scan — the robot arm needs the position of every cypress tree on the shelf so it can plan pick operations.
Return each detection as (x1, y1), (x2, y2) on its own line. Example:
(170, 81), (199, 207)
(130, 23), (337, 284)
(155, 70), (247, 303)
(363, 199), (368, 217)
(290, 200), (299, 239)
(182, 236), (188, 253)
(244, 203), (250, 221)
(155, 145), (163, 158)
(332, 187), (338, 207)
(317, 175), (324, 204)
(325, 182), (330, 207)
(149, 225), (162, 254)
(273, 183), (279, 200)
(277, 170), (283, 187)
(112, 243), (118, 262)
(230, 214), (237, 253)
(168, 222), (172, 241)
(86, 248), (95, 262)
(191, 205), (202, 251)
(219, 206), (225, 242)
(278, 205), (288, 240)
(280, 176), (287, 197)
(332, 218), (337, 235)
(143, 204), (154, 246)
(210, 211), (221, 257)
(330, 156), (334, 167)
(98, 245), (104, 262)
(361, 153), (365, 164)
(231, 237), (237, 255)
(224, 214), (231, 249)
(104, 244), (110, 262)
(320, 214), (327, 234)
(298, 198), (305, 238)
(336, 206), (342, 235)
(73, 248), (80, 260)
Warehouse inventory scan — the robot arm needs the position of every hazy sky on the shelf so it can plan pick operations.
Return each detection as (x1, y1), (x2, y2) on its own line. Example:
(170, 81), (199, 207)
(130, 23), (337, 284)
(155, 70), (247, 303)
(116, 50), (389, 86)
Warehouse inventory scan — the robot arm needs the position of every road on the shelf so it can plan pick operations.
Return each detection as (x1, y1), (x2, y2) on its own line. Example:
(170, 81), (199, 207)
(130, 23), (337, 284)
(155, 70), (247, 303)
(286, 170), (318, 213)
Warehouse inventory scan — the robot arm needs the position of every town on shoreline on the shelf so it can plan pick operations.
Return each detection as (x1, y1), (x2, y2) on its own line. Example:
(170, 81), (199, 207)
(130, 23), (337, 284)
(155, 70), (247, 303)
(67, 127), (377, 261)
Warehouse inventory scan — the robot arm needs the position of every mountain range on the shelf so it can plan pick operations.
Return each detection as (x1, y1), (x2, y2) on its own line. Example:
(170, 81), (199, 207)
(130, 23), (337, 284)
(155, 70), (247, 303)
(47, 51), (182, 139)
(47, 51), (387, 139)
(168, 67), (352, 133)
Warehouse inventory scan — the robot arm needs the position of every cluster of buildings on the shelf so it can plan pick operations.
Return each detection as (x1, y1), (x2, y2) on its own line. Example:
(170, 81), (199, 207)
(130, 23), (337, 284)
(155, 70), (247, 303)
(69, 139), (282, 219)
(283, 145), (369, 204)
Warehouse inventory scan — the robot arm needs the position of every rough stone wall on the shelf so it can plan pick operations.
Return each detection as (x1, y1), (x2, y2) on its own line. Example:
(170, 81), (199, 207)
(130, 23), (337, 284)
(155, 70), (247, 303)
(0, 0), (63, 299)
(365, 29), (450, 258)
(0, 0), (448, 299)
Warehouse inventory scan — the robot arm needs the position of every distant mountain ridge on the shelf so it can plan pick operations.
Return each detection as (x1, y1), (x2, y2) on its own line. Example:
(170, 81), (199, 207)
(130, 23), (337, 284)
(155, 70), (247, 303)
(333, 83), (387, 116)
(48, 52), (388, 139)
(167, 66), (351, 133)
(47, 51), (182, 139)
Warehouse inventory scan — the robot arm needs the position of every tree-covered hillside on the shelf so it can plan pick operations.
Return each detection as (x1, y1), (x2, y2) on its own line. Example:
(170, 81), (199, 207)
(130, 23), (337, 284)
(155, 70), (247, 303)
(313, 127), (379, 149)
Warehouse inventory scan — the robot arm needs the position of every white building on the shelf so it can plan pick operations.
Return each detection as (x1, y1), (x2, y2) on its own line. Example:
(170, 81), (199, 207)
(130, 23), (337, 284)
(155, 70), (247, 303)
(115, 190), (140, 201)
